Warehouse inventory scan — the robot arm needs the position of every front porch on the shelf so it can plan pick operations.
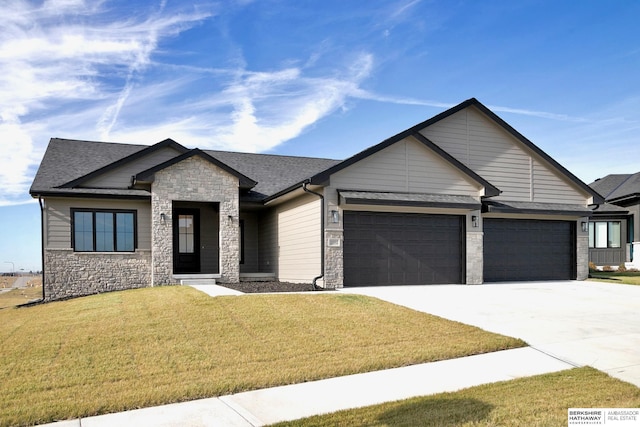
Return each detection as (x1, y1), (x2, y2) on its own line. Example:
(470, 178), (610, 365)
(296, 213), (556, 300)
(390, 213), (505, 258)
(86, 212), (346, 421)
(172, 272), (276, 286)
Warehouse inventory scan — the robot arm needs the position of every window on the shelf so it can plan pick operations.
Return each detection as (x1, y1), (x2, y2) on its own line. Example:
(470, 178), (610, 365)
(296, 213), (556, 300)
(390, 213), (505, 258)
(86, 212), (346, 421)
(72, 209), (136, 252)
(178, 214), (195, 253)
(588, 221), (621, 249)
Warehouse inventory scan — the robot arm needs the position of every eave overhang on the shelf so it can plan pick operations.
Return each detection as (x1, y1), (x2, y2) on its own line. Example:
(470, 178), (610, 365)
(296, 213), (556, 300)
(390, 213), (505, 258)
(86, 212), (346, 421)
(483, 200), (594, 217)
(339, 190), (481, 210)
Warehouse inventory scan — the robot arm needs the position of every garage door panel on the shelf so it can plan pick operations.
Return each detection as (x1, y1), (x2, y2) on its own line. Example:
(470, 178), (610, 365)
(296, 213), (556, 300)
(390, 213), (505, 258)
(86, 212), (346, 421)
(344, 211), (463, 286)
(484, 219), (575, 282)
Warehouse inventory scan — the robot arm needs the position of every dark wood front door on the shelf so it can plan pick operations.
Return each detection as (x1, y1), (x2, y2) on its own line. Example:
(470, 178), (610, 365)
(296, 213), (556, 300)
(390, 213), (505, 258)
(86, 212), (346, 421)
(173, 208), (200, 273)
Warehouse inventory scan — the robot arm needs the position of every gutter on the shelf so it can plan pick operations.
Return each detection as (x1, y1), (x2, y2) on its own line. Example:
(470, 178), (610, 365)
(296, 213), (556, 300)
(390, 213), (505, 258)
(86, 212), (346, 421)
(302, 181), (324, 291)
(37, 197), (46, 302)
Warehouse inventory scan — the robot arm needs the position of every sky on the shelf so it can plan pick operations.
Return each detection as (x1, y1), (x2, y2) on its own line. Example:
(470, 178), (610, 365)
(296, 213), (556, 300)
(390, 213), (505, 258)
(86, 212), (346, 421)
(1, 0), (639, 272)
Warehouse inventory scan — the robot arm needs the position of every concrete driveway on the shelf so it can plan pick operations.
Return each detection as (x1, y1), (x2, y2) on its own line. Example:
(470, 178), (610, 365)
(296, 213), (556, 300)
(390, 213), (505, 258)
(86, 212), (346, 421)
(344, 280), (640, 387)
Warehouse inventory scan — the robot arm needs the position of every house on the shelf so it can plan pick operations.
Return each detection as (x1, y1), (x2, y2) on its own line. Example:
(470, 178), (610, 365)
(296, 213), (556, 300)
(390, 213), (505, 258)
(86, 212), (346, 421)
(589, 173), (640, 268)
(30, 98), (603, 301)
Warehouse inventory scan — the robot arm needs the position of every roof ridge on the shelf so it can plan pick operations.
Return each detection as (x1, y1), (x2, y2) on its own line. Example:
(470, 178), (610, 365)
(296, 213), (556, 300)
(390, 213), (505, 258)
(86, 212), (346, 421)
(51, 137), (148, 148)
(603, 173), (636, 200)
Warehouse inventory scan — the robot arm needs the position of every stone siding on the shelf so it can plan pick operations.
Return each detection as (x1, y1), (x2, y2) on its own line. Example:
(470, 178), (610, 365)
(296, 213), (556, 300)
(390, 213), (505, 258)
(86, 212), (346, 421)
(44, 249), (151, 301)
(324, 229), (343, 288)
(576, 233), (589, 280)
(152, 156), (239, 285)
(466, 231), (483, 284)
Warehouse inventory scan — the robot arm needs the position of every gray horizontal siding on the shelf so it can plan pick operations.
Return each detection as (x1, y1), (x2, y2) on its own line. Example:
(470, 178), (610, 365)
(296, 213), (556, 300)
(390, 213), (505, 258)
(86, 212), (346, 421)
(421, 106), (589, 204)
(331, 139), (480, 196)
(82, 146), (182, 188)
(45, 198), (151, 250)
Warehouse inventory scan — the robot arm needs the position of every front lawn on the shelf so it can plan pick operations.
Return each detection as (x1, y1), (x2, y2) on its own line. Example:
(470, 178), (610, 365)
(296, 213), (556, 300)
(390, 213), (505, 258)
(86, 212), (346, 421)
(273, 367), (640, 427)
(589, 271), (640, 285)
(0, 286), (524, 426)
(0, 285), (43, 309)
(0, 276), (43, 309)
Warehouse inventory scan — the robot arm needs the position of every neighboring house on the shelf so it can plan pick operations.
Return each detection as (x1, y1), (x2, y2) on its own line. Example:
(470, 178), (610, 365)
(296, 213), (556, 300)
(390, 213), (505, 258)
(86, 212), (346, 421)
(30, 98), (603, 301)
(589, 173), (640, 267)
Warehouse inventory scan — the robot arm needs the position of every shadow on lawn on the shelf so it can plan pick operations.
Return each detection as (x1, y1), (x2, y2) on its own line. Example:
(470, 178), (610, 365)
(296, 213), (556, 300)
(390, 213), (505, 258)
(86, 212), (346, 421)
(376, 397), (493, 426)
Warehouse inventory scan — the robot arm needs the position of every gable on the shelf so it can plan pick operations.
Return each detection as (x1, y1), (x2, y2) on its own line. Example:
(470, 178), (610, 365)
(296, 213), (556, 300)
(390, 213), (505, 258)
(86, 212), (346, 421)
(135, 149), (257, 190)
(153, 155), (241, 193)
(330, 136), (483, 197)
(420, 106), (590, 204)
(81, 146), (184, 189)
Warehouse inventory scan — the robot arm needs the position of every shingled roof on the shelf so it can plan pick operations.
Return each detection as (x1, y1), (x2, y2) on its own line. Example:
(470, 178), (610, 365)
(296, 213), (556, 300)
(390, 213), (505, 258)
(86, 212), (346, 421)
(29, 138), (341, 201)
(590, 172), (640, 204)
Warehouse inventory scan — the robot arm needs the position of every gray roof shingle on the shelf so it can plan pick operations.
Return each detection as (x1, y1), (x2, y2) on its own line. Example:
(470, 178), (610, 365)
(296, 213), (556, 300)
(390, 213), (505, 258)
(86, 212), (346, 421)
(30, 138), (341, 201)
(483, 200), (594, 216)
(205, 150), (340, 200)
(589, 172), (640, 202)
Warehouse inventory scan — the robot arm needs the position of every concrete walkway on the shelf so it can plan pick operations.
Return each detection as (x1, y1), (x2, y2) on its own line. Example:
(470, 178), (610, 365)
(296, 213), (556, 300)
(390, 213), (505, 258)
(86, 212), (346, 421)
(42, 280), (636, 426)
(41, 347), (573, 427)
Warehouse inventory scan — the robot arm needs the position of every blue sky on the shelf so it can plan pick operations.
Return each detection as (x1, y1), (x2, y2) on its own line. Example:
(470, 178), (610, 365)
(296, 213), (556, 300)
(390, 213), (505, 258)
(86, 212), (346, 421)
(1, 0), (639, 272)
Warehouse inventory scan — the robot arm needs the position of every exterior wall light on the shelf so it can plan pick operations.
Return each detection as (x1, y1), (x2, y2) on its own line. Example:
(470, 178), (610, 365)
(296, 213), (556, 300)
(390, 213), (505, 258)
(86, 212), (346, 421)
(330, 210), (340, 223)
(471, 215), (479, 228)
(160, 213), (166, 224)
(581, 221), (588, 232)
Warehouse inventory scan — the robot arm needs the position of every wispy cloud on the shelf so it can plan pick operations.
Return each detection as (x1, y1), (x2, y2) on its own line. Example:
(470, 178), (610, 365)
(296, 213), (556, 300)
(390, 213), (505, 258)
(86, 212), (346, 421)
(487, 104), (588, 123)
(107, 52), (375, 152)
(349, 90), (589, 123)
(0, 0), (379, 206)
(0, 0), (617, 209)
(0, 0), (212, 206)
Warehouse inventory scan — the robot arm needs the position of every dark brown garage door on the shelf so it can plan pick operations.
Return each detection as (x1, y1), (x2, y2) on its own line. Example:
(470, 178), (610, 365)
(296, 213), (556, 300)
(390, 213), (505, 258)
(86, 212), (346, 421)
(484, 219), (576, 281)
(343, 211), (464, 286)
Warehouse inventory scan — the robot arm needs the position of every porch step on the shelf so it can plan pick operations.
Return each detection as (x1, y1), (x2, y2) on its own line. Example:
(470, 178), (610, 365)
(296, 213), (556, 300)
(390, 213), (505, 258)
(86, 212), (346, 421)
(181, 279), (217, 286)
(173, 274), (220, 286)
(240, 273), (276, 282)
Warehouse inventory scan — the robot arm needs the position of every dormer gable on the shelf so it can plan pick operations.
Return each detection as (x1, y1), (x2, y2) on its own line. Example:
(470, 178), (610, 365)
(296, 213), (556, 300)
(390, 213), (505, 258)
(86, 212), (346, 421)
(58, 138), (189, 189)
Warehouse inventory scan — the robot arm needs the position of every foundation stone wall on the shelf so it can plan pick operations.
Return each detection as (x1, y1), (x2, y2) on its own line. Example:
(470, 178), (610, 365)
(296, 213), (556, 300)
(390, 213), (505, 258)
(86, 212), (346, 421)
(44, 249), (151, 301)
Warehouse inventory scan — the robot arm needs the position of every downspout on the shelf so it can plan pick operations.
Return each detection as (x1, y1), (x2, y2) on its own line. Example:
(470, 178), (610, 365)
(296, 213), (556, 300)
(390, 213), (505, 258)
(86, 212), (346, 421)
(302, 180), (324, 291)
(38, 197), (46, 302)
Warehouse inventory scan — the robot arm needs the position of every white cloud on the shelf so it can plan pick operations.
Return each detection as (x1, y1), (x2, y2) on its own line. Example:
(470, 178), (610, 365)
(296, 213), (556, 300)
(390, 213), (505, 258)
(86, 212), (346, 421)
(0, 120), (36, 206)
(109, 53), (376, 152)
(0, 1), (213, 205)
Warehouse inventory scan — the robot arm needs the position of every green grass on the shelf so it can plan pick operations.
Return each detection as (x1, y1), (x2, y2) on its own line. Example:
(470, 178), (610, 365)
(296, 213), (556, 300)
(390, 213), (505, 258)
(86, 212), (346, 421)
(273, 367), (640, 427)
(0, 285), (43, 309)
(589, 271), (640, 285)
(0, 286), (524, 426)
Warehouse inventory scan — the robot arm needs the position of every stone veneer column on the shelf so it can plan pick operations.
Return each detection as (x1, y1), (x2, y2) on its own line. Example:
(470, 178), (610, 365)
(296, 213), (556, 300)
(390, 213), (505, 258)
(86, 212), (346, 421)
(465, 210), (483, 284)
(151, 156), (239, 285)
(466, 231), (483, 284)
(576, 218), (589, 280)
(324, 229), (343, 288)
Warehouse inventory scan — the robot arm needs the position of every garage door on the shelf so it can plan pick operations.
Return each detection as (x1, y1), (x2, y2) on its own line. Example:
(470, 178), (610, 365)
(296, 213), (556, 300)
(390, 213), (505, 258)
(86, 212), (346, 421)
(484, 219), (575, 281)
(343, 211), (464, 286)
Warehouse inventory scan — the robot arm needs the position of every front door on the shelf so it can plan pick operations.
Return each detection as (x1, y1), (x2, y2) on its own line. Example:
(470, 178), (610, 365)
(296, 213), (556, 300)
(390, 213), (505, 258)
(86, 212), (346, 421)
(173, 208), (200, 273)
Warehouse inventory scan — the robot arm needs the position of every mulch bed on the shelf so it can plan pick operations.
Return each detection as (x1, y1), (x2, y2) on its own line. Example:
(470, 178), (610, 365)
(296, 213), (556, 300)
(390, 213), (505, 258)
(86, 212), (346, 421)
(220, 281), (316, 293)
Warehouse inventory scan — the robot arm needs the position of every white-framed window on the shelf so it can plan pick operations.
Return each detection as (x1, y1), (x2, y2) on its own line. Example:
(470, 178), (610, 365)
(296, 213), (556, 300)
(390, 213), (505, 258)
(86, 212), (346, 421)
(588, 221), (621, 249)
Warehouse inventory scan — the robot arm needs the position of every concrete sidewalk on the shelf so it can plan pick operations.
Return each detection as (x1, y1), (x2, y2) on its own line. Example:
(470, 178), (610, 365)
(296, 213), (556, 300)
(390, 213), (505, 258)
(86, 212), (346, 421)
(41, 346), (574, 427)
